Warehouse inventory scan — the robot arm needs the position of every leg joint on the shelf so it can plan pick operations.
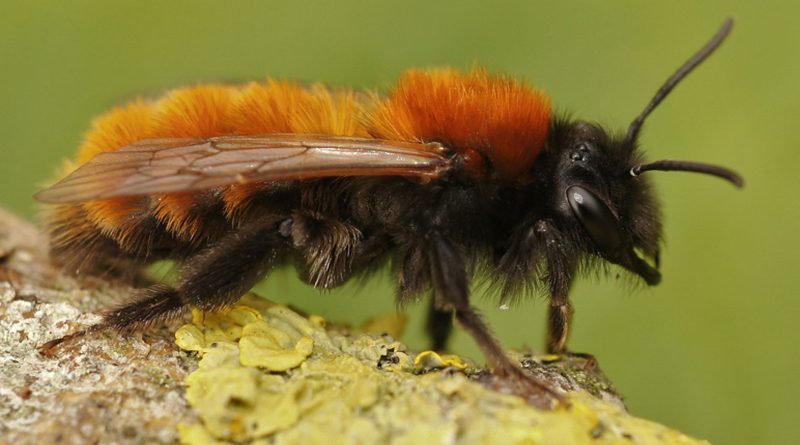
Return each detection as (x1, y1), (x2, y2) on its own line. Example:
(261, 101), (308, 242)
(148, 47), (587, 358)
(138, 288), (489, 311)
(278, 218), (293, 238)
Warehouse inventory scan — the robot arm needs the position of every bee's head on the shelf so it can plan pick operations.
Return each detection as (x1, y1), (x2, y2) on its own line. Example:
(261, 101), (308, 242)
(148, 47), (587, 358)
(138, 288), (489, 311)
(548, 122), (660, 284)
(551, 19), (742, 285)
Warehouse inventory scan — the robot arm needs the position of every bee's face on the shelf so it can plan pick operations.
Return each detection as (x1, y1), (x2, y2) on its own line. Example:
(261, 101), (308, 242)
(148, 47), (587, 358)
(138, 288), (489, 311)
(556, 122), (663, 285)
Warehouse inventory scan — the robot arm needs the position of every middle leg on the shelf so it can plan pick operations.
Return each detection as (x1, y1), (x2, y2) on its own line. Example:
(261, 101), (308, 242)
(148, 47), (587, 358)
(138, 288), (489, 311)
(426, 233), (563, 406)
(425, 297), (453, 352)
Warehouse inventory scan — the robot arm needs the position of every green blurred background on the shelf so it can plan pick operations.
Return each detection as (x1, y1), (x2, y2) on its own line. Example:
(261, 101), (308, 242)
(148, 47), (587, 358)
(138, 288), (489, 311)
(1, 1), (796, 443)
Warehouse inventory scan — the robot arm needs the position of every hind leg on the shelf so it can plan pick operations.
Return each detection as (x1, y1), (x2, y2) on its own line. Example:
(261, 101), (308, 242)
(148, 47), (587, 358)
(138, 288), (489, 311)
(41, 216), (289, 354)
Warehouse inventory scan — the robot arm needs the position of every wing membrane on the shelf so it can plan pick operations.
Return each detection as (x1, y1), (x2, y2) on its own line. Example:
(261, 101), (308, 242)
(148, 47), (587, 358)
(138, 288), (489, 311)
(36, 134), (451, 203)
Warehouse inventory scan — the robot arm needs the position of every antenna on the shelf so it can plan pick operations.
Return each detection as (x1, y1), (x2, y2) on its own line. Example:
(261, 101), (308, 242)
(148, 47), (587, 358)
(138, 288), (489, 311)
(625, 18), (734, 145)
(630, 159), (743, 187)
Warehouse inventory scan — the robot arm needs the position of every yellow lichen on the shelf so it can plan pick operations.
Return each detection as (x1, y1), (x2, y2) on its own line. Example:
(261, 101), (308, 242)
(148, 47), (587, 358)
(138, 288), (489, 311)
(239, 319), (314, 371)
(414, 350), (472, 371)
(175, 298), (712, 445)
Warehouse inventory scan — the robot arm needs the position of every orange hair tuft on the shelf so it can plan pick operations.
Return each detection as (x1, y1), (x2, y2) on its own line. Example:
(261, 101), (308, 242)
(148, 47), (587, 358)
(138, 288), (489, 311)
(151, 84), (238, 138)
(77, 99), (154, 164)
(368, 68), (551, 181)
(228, 80), (368, 136)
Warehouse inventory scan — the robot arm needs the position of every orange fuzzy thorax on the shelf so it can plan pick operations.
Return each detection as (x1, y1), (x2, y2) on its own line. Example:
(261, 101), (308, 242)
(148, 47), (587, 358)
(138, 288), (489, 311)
(368, 68), (551, 181)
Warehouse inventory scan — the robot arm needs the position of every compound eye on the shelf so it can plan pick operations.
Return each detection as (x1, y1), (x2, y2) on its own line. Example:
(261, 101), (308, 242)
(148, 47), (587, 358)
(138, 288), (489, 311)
(566, 186), (624, 254)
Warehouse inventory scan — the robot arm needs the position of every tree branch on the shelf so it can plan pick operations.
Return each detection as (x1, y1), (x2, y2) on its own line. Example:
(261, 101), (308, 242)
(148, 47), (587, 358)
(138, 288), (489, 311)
(0, 208), (711, 445)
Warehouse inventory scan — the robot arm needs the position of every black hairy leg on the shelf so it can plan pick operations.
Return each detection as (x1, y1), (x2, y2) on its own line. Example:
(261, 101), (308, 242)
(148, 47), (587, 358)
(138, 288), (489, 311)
(39, 284), (184, 355)
(425, 297), (453, 351)
(537, 220), (597, 367)
(426, 233), (564, 406)
(40, 216), (288, 355)
(177, 215), (287, 310)
(535, 220), (576, 354)
(289, 210), (362, 289)
(546, 300), (572, 354)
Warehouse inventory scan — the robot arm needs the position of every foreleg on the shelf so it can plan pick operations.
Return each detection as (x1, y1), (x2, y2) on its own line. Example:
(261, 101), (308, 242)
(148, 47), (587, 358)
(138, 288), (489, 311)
(534, 220), (577, 354)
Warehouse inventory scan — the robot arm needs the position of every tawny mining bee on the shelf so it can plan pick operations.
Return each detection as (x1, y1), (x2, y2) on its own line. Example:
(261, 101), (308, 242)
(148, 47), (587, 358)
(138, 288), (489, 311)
(38, 19), (741, 403)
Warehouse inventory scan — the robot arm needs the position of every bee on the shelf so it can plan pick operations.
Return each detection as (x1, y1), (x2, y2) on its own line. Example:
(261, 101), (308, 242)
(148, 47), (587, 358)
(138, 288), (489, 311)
(38, 19), (741, 403)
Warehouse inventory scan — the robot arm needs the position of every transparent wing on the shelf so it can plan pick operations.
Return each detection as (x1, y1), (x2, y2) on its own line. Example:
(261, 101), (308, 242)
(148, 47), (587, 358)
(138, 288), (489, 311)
(35, 134), (452, 203)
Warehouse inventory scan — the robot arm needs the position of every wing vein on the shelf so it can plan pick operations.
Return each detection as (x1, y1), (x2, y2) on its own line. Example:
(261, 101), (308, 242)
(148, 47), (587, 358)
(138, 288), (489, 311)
(36, 134), (450, 203)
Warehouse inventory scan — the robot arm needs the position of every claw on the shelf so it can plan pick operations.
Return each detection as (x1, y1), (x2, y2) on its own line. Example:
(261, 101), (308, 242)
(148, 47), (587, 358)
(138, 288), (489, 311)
(542, 351), (599, 372)
(38, 324), (103, 357)
(492, 360), (568, 409)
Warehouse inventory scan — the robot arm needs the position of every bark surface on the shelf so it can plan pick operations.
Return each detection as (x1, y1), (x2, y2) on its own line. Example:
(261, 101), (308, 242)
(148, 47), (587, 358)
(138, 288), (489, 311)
(0, 208), (710, 445)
